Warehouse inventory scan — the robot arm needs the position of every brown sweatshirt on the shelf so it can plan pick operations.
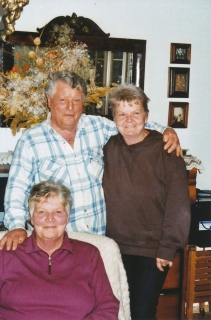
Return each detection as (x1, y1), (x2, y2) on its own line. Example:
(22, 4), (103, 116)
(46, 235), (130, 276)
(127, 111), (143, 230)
(103, 130), (191, 261)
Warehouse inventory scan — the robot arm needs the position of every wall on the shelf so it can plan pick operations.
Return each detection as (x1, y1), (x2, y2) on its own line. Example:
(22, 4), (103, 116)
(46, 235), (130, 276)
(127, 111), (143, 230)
(0, 0), (211, 189)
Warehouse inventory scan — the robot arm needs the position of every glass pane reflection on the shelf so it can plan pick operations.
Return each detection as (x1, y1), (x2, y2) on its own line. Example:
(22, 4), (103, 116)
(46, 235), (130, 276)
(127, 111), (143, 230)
(113, 52), (123, 59)
(111, 60), (123, 84)
(87, 50), (133, 115)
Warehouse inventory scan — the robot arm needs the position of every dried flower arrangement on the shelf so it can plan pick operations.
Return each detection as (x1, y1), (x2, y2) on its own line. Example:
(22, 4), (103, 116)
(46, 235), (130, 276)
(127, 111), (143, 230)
(0, 23), (113, 135)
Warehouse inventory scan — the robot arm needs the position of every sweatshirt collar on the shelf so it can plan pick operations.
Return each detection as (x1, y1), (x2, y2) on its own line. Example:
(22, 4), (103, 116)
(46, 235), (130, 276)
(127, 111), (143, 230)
(25, 230), (73, 254)
(117, 130), (153, 148)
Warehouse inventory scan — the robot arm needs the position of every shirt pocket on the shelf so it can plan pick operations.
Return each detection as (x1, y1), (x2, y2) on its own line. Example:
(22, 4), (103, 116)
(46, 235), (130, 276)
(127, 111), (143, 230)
(35, 158), (67, 183)
(83, 148), (104, 182)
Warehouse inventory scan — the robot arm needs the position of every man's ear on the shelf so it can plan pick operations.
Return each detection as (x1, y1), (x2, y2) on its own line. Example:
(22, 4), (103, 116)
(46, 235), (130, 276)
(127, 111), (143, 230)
(47, 95), (51, 109)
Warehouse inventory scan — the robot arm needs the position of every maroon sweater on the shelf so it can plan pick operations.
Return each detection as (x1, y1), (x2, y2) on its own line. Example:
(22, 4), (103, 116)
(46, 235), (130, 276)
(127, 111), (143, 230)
(0, 231), (119, 320)
(103, 130), (190, 261)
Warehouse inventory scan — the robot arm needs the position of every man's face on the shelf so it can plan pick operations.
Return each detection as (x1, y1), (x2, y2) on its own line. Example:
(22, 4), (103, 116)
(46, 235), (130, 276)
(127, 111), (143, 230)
(47, 81), (84, 131)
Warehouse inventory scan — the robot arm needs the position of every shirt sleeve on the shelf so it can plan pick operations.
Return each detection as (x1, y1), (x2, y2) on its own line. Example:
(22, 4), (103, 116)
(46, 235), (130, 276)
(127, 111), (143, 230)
(0, 252), (2, 320)
(4, 137), (34, 230)
(156, 152), (191, 261)
(98, 116), (118, 142)
(84, 247), (119, 320)
(145, 121), (168, 133)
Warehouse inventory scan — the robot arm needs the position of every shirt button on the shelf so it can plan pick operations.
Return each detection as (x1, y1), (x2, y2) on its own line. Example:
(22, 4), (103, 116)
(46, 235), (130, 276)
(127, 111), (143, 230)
(84, 209), (87, 213)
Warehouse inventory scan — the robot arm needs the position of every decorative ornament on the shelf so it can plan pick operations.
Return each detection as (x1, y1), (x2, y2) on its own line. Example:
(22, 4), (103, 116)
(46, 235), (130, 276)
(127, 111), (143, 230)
(1, 0), (29, 42)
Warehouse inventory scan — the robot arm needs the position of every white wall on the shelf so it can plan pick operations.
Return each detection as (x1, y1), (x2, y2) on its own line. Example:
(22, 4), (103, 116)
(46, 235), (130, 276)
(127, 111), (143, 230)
(1, 0), (211, 189)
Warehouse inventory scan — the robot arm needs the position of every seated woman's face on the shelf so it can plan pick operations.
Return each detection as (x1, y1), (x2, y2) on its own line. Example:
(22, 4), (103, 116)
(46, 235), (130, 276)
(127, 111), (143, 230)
(114, 100), (148, 144)
(30, 195), (70, 241)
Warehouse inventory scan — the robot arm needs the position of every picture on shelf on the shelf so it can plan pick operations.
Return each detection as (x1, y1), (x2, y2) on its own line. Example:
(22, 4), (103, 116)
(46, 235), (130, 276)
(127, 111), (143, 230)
(168, 102), (189, 128)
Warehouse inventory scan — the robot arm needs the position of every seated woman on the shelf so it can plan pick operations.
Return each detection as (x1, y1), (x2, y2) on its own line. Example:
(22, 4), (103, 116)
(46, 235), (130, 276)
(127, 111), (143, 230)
(0, 180), (119, 320)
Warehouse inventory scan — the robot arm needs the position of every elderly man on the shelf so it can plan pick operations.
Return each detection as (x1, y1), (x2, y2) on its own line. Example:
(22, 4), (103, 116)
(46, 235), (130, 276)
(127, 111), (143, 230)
(0, 71), (181, 250)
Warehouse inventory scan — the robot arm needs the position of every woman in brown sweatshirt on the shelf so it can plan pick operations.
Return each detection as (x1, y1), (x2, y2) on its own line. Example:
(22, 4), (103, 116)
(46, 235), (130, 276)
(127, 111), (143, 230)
(103, 84), (190, 320)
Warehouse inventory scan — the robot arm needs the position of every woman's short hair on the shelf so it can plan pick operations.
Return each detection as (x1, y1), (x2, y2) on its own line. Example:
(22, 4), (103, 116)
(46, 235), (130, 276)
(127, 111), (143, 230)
(45, 70), (87, 99)
(28, 180), (72, 217)
(109, 84), (150, 118)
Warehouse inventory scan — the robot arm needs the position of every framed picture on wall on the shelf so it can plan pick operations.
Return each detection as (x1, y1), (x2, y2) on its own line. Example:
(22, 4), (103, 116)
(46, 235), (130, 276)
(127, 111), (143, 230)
(168, 67), (190, 98)
(168, 102), (189, 128)
(170, 43), (191, 64)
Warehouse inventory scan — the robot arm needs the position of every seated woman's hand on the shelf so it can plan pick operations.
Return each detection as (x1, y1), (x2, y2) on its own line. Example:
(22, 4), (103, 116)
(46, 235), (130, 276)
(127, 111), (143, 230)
(0, 228), (27, 251)
(163, 128), (183, 157)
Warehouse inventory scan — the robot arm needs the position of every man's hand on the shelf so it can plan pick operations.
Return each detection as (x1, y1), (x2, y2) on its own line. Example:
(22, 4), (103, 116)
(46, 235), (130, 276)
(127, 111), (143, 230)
(0, 228), (27, 251)
(156, 257), (173, 272)
(163, 128), (183, 157)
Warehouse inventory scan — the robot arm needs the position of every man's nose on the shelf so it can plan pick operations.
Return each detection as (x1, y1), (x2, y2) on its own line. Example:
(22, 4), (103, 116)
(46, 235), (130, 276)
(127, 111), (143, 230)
(66, 100), (74, 110)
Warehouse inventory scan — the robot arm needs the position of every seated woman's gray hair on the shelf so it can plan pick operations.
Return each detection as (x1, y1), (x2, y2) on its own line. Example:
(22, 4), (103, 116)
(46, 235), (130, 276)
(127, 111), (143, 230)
(28, 180), (72, 218)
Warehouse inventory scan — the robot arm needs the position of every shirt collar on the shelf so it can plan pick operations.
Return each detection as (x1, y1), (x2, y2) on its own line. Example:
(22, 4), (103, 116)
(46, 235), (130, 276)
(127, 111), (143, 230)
(25, 230), (73, 254)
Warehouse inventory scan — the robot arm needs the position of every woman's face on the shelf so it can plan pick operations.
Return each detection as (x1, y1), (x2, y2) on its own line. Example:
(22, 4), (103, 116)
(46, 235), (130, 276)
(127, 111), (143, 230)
(114, 100), (148, 145)
(31, 195), (70, 243)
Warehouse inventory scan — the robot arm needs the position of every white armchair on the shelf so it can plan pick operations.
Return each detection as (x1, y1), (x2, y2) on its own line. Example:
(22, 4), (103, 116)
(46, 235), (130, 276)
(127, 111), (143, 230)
(0, 230), (130, 320)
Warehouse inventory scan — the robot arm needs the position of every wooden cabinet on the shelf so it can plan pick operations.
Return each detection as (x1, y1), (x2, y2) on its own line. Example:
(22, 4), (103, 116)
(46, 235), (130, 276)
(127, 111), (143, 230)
(187, 167), (197, 204)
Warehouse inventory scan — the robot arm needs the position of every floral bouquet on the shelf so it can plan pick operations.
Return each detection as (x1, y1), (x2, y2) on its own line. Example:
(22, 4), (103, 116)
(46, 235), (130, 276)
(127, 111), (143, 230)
(0, 23), (113, 135)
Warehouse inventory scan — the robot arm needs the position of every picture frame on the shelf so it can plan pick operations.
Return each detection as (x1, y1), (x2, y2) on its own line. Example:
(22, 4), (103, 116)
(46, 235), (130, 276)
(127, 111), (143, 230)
(168, 102), (189, 128)
(168, 67), (190, 98)
(170, 43), (191, 64)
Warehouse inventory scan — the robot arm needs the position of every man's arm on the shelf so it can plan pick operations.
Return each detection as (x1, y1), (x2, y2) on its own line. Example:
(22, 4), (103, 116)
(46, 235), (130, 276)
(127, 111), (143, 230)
(4, 139), (32, 230)
(1, 138), (33, 250)
(145, 121), (182, 157)
(102, 117), (182, 156)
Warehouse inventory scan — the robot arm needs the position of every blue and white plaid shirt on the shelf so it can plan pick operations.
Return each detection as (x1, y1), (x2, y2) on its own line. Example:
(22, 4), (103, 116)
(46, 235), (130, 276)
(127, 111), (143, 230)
(4, 114), (166, 235)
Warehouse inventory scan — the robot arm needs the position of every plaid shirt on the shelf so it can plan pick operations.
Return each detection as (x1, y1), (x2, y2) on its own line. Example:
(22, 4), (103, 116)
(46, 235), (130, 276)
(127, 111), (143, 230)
(4, 114), (166, 235)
